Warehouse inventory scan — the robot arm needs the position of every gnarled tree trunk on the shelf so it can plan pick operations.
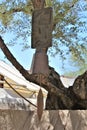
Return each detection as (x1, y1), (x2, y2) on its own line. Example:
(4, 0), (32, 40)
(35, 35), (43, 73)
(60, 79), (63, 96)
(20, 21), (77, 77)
(0, 36), (87, 109)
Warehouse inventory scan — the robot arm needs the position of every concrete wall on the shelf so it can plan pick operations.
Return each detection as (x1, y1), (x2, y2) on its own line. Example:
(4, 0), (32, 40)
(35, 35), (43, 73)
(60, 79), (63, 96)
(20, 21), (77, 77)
(0, 110), (87, 130)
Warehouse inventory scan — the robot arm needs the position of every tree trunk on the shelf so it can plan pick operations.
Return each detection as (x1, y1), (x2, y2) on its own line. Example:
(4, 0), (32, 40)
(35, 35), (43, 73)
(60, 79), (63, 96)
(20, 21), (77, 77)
(0, 36), (87, 109)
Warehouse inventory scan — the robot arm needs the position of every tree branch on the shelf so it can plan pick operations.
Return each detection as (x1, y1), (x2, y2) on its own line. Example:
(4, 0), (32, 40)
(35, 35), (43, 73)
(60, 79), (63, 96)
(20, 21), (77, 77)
(0, 36), (33, 81)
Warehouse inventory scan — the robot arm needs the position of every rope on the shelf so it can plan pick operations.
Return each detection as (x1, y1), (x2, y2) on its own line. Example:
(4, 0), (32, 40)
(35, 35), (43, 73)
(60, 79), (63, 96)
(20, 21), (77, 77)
(4, 79), (37, 108)
(39, 74), (42, 86)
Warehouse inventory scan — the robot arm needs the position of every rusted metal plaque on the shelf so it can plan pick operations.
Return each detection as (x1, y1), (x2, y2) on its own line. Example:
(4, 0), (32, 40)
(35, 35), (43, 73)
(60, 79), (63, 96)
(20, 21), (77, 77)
(31, 7), (53, 49)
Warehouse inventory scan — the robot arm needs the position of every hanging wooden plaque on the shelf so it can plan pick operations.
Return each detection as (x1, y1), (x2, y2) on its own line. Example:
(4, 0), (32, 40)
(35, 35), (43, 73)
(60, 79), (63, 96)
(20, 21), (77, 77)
(31, 7), (53, 49)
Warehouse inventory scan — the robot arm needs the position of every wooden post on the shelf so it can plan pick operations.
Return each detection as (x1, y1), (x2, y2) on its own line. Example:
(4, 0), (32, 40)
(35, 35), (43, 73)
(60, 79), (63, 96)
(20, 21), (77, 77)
(32, 0), (45, 10)
(0, 74), (4, 88)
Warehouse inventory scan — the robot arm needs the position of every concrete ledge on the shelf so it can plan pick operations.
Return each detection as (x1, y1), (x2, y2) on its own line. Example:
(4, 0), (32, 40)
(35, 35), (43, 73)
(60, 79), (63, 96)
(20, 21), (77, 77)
(0, 110), (87, 130)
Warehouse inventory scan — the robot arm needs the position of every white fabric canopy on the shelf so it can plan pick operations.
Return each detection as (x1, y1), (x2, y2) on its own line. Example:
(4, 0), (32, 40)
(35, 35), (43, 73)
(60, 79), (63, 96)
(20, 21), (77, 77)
(0, 60), (47, 108)
(60, 76), (76, 88)
(0, 60), (47, 93)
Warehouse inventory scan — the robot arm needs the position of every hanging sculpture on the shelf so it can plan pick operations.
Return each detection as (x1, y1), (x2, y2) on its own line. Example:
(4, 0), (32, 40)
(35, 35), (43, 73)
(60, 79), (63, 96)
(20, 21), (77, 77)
(31, 0), (53, 75)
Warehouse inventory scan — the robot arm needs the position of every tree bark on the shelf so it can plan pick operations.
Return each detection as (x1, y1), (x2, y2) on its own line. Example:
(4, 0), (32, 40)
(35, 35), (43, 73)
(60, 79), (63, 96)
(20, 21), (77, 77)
(0, 36), (87, 109)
